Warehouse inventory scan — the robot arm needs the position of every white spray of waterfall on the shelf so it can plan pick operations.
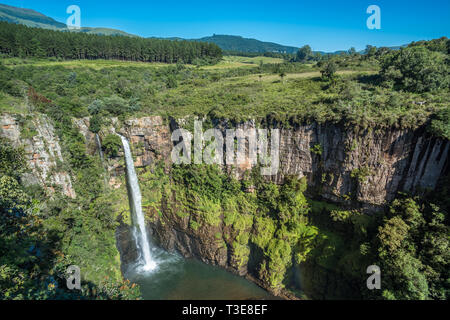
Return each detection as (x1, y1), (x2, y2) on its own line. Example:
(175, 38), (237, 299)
(120, 135), (157, 272)
(95, 134), (109, 187)
(95, 134), (105, 163)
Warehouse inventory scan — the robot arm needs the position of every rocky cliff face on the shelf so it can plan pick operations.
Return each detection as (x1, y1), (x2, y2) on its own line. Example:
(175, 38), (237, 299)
(8, 113), (447, 209)
(0, 113), (75, 198)
(274, 123), (449, 208)
(92, 117), (448, 208)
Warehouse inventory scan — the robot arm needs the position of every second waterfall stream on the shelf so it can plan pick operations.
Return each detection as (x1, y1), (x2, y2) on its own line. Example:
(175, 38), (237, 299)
(120, 135), (157, 272)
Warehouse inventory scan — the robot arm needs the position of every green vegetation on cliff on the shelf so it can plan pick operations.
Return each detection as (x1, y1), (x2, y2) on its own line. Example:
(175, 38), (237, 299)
(0, 132), (140, 299)
(133, 157), (449, 300)
(149, 163), (322, 295)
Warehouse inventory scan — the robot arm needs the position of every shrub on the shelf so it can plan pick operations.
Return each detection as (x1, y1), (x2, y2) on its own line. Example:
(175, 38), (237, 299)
(166, 75), (178, 89)
(89, 114), (102, 133)
(429, 107), (450, 139)
(351, 166), (372, 184)
(310, 144), (323, 156)
(252, 216), (276, 249)
(232, 241), (250, 268)
(102, 134), (122, 157)
(265, 238), (292, 290)
(321, 61), (337, 80)
(88, 99), (104, 115)
(380, 46), (449, 93)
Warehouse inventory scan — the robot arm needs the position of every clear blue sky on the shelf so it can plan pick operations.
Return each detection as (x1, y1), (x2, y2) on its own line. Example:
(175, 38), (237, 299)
(4, 0), (450, 52)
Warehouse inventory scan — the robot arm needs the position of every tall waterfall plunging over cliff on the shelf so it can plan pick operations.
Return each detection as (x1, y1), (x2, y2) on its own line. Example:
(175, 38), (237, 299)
(95, 134), (105, 163)
(120, 135), (157, 272)
(95, 134), (109, 187)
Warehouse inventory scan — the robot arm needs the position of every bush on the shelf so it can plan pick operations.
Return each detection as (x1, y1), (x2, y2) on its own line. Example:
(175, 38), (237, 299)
(89, 114), (103, 133)
(380, 46), (449, 93)
(88, 99), (104, 115)
(102, 134), (122, 157)
(166, 75), (178, 89)
(429, 107), (450, 139)
(351, 166), (372, 184)
(103, 96), (130, 116)
(321, 61), (337, 80)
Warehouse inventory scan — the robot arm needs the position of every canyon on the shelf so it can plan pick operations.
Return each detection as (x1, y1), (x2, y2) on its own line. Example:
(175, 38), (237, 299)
(1, 113), (448, 299)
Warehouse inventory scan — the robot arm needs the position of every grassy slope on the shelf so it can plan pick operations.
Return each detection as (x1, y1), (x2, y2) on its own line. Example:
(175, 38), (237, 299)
(1, 55), (283, 70)
(0, 4), (66, 29)
(0, 4), (137, 37)
(1, 55), (447, 134)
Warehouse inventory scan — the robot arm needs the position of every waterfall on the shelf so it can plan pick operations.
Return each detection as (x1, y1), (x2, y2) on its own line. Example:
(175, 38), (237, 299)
(120, 135), (157, 272)
(95, 134), (109, 187)
(95, 134), (105, 163)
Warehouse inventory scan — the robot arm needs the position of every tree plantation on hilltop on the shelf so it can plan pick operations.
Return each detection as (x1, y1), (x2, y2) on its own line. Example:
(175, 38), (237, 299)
(0, 22), (223, 64)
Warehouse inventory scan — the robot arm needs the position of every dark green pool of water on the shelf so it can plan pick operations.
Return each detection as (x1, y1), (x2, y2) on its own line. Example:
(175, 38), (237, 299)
(124, 247), (274, 300)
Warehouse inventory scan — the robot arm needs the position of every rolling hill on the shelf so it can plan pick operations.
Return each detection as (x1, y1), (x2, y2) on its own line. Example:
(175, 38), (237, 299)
(0, 3), (136, 37)
(0, 3), (66, 29)
(192, 34), (299, 54)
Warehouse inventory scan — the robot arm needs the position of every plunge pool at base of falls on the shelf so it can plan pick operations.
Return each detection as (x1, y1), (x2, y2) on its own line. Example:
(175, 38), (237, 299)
(119, 135), (275, 300)
(123, 246), (276, 300)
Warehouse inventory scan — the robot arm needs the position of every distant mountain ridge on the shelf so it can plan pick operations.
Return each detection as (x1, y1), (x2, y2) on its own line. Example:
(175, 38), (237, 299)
(0, 3), (66, 29)
(0, 3), (136, 37)
(193, 35), (299, 54)
(0, 3), (406, 55)
(0, 3), (301, 53)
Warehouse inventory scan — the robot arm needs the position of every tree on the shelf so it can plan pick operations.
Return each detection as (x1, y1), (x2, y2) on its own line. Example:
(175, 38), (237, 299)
(365, 45), (377, 57)
(0, 21), (222, 65)
(380, 46), (450, 92)
(321, 61), (337, 80)
(296, 45), (312, 62)
(102, 134), (122, 157)
(376, 197), (449, 300)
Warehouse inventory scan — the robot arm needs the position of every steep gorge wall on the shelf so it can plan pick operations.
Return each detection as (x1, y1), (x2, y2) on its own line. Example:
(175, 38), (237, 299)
(5, 113), (447, 207)
(0, 113), (75, 198)
(84, 116), (448, 207)
(274, 123), (449, 207)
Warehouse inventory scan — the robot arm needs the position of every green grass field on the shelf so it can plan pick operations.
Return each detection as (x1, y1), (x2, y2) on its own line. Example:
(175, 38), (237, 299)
(1, 55), (283, 71)
(1, 54), (447, 135)
(2, 57), (171, 70)
(201, 55), (284, 70)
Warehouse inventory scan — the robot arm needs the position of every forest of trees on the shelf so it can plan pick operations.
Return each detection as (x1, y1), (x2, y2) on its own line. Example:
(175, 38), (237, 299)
(0, 22), (223, 64)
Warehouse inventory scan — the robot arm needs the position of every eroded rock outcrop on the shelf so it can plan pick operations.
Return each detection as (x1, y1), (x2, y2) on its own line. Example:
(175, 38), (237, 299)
(273, 124), (449, 207)
(0, 113), (75, 198)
